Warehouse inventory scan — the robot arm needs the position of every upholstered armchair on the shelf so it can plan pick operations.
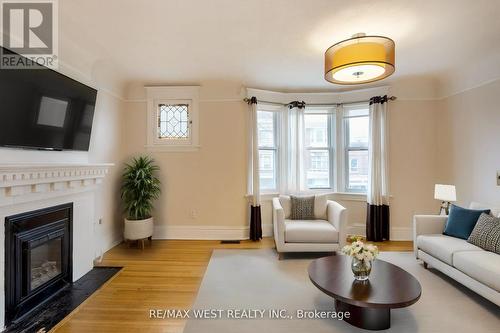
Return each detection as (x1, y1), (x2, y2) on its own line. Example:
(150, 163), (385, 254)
(272, 195), (347, 259)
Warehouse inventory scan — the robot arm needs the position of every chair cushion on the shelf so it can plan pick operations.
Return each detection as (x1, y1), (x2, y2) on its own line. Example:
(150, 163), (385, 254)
(416, 234), (483, 265)
(290, 195), (315, 220)
(467, 213), (500, 254)
(279, 195), (291, 219)
(284, 220), (338, 243)
(314, 194), (328, 220)
(453, 251), (500, 291)
(443, 204), (490, 240)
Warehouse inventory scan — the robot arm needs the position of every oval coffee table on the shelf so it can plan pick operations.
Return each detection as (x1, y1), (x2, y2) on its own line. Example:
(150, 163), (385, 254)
(308, 255), (421, 330)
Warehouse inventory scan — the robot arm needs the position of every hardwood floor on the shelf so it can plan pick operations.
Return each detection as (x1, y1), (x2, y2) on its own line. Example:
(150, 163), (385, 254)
(51, 238), (412, 333)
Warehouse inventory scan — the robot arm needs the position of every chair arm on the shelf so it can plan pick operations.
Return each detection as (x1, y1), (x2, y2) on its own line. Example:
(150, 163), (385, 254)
(327, 200), (348, 249)
(413, 215), (448, 256)
(272, 197), (286, 252)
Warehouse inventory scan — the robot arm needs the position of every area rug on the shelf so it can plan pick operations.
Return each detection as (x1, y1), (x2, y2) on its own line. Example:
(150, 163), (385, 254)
(184, 250), (499, 333)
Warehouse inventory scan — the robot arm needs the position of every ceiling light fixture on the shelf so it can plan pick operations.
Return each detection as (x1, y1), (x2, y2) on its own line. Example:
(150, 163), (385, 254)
(324, 33), (395, 85)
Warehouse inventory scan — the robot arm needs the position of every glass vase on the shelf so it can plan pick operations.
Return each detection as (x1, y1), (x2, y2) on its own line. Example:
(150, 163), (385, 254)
(351, 257), (372, 281)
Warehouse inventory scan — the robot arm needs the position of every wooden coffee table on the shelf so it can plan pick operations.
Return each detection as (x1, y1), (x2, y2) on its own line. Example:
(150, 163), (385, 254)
(308, 255), (421, 330)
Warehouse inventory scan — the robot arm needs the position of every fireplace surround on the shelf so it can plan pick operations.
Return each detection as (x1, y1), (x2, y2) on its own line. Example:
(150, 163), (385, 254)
(4, 203), (73, 326)
(0, 162), (112, 329)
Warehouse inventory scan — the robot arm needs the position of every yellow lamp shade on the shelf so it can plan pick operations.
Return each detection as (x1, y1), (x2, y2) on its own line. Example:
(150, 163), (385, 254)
(325, 35), (395, 85)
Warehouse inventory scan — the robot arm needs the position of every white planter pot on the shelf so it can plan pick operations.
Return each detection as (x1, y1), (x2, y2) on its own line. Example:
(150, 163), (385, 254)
(124, 217), (154, 240)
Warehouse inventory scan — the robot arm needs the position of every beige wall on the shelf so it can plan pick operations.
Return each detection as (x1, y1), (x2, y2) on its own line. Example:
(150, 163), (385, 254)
(437, 79), (500, 207)
(121, 82), (448, 240)
(122, 83), (249, 238)
(388, 100), (441, 236)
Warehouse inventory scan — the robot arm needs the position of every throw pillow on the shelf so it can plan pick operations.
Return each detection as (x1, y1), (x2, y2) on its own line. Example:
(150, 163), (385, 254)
(467, 213), (500, 254)
(443, 204), (490, 240)
(290, 195), (315, 220)
(314, 194), (328, 220)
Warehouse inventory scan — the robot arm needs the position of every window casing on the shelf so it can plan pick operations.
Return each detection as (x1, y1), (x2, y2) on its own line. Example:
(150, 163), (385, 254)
(146, 86), (200, 152)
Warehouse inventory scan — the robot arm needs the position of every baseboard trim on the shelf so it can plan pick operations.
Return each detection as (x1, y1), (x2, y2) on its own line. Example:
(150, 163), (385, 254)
(346, 224), (411, 241)
(390, 227), (412, 241)
(154, 224), (273, 240)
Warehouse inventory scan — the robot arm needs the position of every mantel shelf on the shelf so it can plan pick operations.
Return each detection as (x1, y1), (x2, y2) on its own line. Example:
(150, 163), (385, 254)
(0, 163), (114, 206)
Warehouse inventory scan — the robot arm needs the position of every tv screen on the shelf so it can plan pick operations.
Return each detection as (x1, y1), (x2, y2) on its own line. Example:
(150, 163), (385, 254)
(0, 47), (98, 151)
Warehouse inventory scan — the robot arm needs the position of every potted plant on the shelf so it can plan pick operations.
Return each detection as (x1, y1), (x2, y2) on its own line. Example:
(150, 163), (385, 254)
(121, 156), (161, 248)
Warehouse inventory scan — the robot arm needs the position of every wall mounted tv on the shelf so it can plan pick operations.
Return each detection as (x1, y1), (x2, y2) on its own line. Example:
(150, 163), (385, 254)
(0, 47), (98, 151)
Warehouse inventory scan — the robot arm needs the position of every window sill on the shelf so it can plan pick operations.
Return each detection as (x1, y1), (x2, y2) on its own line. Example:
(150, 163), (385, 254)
(144, 144), (201, 152)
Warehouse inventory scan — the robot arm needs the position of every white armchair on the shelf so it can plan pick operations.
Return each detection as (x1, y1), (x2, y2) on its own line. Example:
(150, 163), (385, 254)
(272, 195), (347, 259)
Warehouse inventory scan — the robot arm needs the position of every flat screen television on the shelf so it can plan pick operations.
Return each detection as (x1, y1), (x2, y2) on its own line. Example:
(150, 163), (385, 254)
(0, 47), (98, 151)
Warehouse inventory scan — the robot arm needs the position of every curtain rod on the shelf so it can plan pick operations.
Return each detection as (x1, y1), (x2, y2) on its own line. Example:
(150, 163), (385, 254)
(243, 96), (397, 107)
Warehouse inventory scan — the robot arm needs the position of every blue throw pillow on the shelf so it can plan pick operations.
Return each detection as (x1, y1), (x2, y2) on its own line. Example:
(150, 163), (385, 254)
(443, 205), (491, 239)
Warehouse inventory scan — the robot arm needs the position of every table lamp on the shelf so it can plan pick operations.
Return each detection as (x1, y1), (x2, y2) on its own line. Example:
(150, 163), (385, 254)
(434, 184), (456, 215)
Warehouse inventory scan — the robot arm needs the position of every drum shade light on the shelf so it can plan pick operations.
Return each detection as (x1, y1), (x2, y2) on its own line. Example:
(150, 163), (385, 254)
(325, 33), (395, 85)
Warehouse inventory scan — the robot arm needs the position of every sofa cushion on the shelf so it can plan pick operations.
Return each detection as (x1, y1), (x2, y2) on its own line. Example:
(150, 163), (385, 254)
(290, 195), (315, 220)
(279, 195), (291, 219)
(284, 220), (338, 243)
(467, 213), (500, 254)
(469, 201), (500, 218)
(416, 234), (483, 265)
(314, 194), (328, 220)
(443, 204), (490, 240)
(453, 251), (500, 291)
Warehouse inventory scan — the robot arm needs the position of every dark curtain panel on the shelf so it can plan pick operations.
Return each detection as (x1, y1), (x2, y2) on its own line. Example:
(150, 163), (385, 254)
(366, 203), (390, 241)
(249, 205), (262, 241)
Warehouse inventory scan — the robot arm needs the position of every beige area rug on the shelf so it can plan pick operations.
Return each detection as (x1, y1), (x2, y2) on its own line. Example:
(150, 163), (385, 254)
(184, 249), (499, 333)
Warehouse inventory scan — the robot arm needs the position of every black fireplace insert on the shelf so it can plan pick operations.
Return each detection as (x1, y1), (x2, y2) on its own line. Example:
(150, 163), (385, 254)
(5, 203), (73, 326)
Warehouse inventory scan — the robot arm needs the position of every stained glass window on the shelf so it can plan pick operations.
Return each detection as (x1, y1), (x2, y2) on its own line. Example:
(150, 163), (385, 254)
(158, 104), (190, 139)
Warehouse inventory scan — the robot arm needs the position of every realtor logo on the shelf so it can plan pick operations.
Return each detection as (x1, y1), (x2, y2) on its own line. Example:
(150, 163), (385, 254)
(0, 0), (58, 69)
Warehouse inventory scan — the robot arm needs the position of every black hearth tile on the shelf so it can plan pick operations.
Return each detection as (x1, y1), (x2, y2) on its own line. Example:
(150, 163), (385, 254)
(4, 266), (121, 333)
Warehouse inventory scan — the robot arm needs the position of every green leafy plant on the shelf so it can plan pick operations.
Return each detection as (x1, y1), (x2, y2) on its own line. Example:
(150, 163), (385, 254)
(121, 156), (161, 220)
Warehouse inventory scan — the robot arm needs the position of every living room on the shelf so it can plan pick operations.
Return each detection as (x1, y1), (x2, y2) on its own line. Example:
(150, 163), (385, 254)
(0, 0), (498, 332)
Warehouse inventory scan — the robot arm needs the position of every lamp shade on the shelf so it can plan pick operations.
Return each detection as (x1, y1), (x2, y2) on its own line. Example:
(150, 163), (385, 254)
(324, 34), (395, 85)
(434, 184), (457, 202)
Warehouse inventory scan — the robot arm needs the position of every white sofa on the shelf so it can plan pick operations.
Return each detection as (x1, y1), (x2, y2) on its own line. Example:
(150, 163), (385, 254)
(272, 195), (347, 259)
(413, 202), (500, 306)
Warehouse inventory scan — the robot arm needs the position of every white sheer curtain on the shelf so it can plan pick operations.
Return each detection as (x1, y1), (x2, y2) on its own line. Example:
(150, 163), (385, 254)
(247, 97), (262, 240)
(366, 95), (390, 241)
(286, 101), (306, 194)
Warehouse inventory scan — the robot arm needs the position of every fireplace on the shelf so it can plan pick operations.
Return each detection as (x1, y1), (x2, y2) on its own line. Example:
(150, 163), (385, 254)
(4, 203), (73, 326)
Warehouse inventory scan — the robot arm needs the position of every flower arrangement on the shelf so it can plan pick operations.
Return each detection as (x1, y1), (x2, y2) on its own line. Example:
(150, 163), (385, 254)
(342, 240), (379, 261)
(342, 240), (379, 281)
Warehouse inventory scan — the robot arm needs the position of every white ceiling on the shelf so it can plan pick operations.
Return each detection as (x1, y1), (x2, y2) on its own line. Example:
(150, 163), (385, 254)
(59, 0), (500, 97)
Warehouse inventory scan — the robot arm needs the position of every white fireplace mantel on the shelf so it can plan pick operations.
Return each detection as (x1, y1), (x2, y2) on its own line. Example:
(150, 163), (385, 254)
(0, 163), (113, 207)
(0, 162), (114, 329)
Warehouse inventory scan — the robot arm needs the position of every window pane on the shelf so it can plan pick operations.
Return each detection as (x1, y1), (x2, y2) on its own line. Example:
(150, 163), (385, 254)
(347, 150), (369, 192)
(158, 104), (190, 139)
(347, 116), (369, 148)
(305, 114), (328, 148)
(305, 150), (330, 188)
(257, 111), (275, 148)
(259, 150), (276, 190)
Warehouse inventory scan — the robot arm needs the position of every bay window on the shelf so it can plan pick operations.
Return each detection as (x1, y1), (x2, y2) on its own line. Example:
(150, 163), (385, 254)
(256, 101), (370, 194)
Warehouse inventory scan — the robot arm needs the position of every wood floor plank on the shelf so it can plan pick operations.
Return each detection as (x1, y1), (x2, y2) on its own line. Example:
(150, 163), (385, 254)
(51, 237), (412, 332)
